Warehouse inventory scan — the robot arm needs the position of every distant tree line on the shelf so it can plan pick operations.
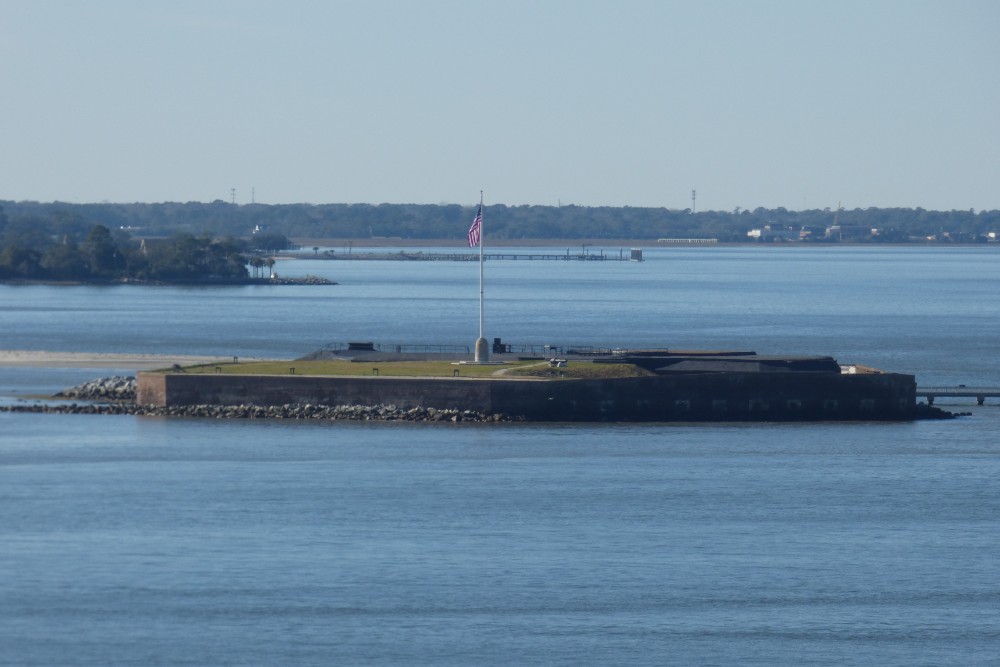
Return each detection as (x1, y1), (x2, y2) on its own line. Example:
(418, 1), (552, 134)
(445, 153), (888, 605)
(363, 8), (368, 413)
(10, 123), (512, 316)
(0, 205), (291, 282)
(2, 200), (998, 248)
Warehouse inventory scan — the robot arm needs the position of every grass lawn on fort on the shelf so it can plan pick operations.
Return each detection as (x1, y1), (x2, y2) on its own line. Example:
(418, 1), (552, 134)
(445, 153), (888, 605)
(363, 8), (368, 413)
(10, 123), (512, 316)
(171, 360), (653, 380)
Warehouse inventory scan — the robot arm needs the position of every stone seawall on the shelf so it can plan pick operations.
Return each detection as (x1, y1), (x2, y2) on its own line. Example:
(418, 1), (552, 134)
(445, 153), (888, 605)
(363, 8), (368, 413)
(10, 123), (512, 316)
(2, 402), (513, 422)
(55, 376), (136, 401)
(138, 371), (917, 422)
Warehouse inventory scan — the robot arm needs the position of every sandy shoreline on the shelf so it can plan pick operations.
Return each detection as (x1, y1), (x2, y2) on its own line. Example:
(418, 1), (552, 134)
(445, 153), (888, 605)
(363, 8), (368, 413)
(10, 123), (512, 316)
(0, 350), (247, 370)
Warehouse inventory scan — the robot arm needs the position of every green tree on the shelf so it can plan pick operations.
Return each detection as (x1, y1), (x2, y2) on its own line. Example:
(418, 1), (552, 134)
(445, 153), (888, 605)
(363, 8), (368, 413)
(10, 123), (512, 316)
(0, 245), (43, 279)
(41, 240), (88, 280)
(83, 224), (123, 276)
(248, 256), (264, 279)
(250, 233), (290, 252)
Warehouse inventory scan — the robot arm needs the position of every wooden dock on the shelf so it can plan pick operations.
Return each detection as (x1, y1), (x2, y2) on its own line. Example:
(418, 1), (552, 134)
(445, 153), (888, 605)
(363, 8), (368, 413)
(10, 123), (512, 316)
(287, 250), (639, 262)
(916, 386), (1000, 405)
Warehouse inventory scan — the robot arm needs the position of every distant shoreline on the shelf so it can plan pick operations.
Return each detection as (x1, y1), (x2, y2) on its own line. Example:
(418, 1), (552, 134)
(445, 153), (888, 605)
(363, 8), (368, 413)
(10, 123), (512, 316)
(0, 275), (334, 287)
(290, 237), (998, 249)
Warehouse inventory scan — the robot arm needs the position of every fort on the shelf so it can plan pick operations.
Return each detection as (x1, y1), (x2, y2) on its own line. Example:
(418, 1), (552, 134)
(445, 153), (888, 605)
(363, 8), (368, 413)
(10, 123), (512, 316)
(137, 344), (919, 422)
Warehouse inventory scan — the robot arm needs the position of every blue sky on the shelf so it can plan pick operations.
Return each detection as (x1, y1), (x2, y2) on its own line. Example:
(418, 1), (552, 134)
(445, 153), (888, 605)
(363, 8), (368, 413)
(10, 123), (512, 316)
(1, 0), (997, 211)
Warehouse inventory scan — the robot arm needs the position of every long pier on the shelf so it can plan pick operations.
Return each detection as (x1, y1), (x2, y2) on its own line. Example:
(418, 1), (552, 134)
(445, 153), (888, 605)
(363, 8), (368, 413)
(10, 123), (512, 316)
(917, 386), (1000, 405)
(287, 250), (638, 262)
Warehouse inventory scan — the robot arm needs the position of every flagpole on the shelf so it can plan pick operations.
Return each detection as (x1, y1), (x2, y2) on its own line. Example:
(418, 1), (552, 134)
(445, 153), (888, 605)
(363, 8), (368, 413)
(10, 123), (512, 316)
(474, 190), (488, 362)
(478, 190), (484, 341)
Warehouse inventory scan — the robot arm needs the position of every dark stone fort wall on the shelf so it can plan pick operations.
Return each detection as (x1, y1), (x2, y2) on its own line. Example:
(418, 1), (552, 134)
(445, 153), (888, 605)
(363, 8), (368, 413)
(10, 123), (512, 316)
(138, 374), (494, 413)
(138, 371), (916, 421)
(490, 373), (916, 421)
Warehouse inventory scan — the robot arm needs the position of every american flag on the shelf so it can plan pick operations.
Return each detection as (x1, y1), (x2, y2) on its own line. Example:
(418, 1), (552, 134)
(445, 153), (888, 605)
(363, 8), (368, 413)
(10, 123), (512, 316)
(467, 205), (482, 247)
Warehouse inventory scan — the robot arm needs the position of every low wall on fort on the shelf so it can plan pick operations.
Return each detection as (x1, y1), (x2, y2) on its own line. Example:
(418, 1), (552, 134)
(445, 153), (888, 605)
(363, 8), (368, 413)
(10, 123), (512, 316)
(137, 370), (917, 422)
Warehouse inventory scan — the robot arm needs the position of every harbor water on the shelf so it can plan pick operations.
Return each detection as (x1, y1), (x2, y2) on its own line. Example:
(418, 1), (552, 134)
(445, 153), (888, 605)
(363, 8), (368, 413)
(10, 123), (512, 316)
(2, 245), (999, 665)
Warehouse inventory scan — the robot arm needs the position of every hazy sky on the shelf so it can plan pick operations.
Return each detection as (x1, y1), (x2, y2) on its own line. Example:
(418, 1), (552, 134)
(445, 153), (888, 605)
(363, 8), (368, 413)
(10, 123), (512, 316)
(1, 0), (997, 210)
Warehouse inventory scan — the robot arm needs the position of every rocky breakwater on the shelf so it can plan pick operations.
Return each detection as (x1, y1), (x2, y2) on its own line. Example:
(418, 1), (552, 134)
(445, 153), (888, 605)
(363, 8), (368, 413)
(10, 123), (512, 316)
(2, 401), (519, 422)
(55, 376), (136, 401)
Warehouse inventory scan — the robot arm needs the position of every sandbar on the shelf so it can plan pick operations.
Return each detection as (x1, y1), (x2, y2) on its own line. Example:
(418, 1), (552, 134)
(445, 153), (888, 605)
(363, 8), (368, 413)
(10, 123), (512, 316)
(0, 350), (239, 370)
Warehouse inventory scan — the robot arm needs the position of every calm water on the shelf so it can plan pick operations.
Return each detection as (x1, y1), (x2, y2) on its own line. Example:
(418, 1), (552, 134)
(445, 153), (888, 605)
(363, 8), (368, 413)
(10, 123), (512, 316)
(2, 246), (999, 665)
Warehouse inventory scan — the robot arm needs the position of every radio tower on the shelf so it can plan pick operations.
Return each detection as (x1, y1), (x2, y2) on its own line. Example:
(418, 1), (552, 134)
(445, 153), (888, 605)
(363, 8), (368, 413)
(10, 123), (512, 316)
(691, 189), (696, 213)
